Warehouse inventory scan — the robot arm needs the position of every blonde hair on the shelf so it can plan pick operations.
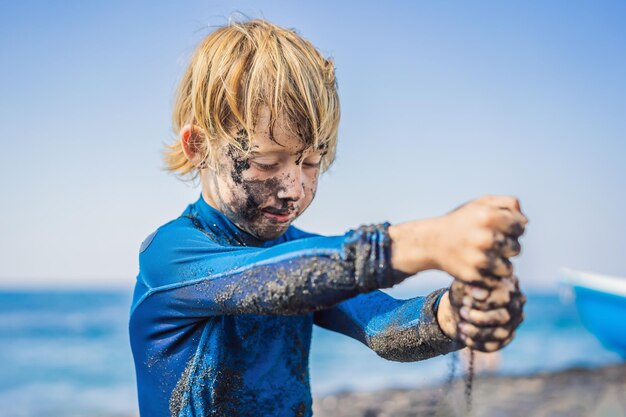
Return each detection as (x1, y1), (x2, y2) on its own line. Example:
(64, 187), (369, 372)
(165, 19), (340, 179)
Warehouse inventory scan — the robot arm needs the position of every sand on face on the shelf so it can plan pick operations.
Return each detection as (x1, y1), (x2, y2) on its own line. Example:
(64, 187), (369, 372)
(313, 363), (626, 417)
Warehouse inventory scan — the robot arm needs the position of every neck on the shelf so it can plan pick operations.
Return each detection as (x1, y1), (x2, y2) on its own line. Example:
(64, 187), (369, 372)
(202, 188), (220, 212)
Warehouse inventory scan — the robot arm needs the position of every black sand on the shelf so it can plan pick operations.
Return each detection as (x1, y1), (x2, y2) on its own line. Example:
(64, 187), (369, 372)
(313, 363), (626, 417)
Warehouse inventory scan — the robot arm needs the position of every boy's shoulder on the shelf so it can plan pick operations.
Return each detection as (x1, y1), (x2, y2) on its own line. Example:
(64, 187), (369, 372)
(136, 202), (323, 288)
(138, 207), (319, 256)
(135, 211), (232, 289)
(138, 217), (181, 254)
(138, 208), (220, 256)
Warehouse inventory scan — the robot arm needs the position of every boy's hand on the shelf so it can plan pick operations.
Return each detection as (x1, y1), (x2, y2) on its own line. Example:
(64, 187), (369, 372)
(389, 195), (527, 287)
(438, 275), (526, 352)
(432, 196), (527, 287)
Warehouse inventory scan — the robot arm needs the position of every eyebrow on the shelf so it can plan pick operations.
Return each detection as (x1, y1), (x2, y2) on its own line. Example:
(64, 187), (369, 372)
(249, 149), (281, 156)
(250, 147), (317, 156)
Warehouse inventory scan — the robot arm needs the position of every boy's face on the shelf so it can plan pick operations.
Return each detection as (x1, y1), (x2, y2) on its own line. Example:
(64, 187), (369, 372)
(202, 108), (324, 241)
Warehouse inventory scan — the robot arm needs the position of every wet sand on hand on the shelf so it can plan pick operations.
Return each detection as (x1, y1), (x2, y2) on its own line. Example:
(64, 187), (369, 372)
(313, 363), (626, 417)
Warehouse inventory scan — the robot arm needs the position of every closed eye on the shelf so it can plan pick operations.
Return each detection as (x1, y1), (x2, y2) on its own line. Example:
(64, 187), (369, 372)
(303, 161), (321, 169)
(253, 162), (280, 171)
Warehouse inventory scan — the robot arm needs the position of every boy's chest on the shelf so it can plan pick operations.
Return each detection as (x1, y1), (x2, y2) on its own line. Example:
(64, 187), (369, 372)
(205, 313), (315, 391)
(226, 313), (314, 353)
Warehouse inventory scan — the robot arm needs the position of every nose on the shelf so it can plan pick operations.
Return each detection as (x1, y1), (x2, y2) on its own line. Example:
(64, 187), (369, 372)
(276, 165), (305, 202)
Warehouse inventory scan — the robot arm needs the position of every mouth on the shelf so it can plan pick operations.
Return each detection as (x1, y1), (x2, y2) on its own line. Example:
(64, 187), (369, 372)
(261, 206), (296, 223)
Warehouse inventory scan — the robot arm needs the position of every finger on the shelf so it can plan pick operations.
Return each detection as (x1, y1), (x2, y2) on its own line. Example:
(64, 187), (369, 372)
(463, 285), (512, 310)
(478, 195), (528, 223)
(448, 280), (467, 310)
(463, 271), (501, 288)
(504, 284), (525, 326)
(500, 274), (519, 291)
(450, 281), (489, 302)
(484, 284), (512, 306)
(482, 341), (501, 352)
(457, 331), (474, 348)
(460, 275), (520, 310)
(459, 286), (491, 308)
(453, 265), (503, 288)
(475, 331), (516, 353)
(476, 195), (520, 211)
(469, 285), (490, 301)
(507, 289), (525, 313)
(495, 331), (516, 350)
(450, 280), (503, 312)
(460, 335), (495, 353)
(492, 196), (522, 212)
(475, 252), (512, 278)
(459, 334), (506, 352)
(508, 308), (525, 330)
(488, 209), (527, 238)
(479, 254), (513, 277)
(458, 321), (510, 340)
(460, 306), (510, 326)
(493, 232), (521, 258)
(462, 294), (493, 310)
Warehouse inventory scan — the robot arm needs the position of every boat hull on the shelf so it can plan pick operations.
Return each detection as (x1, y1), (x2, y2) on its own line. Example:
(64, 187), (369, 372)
(573, 286), (626, 358)
(563, 269), (626, 359)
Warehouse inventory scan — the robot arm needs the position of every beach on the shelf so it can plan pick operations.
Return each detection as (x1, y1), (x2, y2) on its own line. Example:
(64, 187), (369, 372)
(313, 363), (626, 417)
(48, 363), (626, 417)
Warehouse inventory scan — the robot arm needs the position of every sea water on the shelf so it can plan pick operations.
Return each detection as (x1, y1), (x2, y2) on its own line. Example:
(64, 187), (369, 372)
(0, 291), (622, 417)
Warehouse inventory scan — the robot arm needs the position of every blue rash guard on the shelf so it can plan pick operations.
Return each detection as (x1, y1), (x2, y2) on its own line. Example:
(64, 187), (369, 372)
(130, 196), (459, 417)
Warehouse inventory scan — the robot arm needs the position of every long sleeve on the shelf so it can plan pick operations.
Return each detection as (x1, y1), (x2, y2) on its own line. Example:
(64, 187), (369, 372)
(129, 198), (456, 417)
(313, 288), (461, 362)
(131, 219), (406, 320)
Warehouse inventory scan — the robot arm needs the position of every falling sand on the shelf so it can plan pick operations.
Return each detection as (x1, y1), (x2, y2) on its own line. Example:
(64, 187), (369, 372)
(441, 349), (476, 416)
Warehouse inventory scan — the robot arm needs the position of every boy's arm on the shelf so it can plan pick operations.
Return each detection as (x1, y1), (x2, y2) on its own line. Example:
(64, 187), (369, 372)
(132, 195), (526, 328)
(313, 289), (461, 362)
(132, 222), (406, 319)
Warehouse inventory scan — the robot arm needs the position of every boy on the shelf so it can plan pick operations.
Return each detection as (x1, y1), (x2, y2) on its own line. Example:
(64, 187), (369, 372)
(130, 19), (526, 417)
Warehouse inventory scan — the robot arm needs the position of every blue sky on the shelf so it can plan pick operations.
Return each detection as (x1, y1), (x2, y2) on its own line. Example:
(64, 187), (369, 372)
(1, 1), (625, 291)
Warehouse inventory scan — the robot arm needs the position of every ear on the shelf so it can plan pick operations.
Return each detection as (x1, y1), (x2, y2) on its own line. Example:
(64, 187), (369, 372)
(180, 124), (206, 166)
